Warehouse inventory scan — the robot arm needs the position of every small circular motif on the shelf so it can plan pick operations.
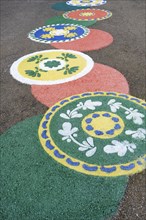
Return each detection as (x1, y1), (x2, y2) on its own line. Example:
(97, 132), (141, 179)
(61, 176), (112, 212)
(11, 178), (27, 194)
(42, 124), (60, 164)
(63, 9), (112, 21)
(28, 24), (90, 44)
(66, 0), (107, 7)
(82, 111), (124, 139)
(39, 92), (146, 177)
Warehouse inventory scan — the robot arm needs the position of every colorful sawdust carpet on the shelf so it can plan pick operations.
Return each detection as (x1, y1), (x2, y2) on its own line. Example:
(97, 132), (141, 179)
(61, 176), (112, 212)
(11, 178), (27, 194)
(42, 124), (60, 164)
(63, 9), (112, 21)
(28, 24), (89, 44)
(45, 15), (97, 27)
(51, 29), (113, 52)
(39, 92), (146, 177)
(51, 2), (89, 11)
(10, 50), (94, 85)
(31, 63), (129, 107)
(66, 0), (107, 7)
(1, 115), (128, 220)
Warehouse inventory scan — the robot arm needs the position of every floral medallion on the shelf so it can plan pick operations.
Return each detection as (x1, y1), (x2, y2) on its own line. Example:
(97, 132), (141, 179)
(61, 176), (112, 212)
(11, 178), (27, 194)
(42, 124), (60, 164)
(10, 50), (94, 85)
(66, 0), (107, 7)
(63, 9), (112, 21)
(39, 92), (146, 176)
(28, 24), (89, 44)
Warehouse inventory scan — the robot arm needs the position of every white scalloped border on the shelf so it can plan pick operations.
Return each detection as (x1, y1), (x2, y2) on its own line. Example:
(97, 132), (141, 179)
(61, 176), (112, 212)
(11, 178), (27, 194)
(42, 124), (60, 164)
(28, 23), (90, 44)
(10, 49), (94, 85)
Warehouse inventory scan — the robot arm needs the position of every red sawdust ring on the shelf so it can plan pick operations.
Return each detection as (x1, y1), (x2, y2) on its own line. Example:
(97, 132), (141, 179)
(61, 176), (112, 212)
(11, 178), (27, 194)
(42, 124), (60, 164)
(31, 63), (129, 107)
(63, 9), (111, 21)
(50, 29), (113, 52)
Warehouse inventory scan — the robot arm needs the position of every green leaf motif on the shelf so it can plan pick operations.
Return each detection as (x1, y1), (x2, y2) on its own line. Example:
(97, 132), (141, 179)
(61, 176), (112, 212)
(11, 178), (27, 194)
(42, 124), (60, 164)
(44, 60), (61, 68)
(66, 53), (77, 59)
(69, 66), (79, 74)
(25, 70), (37, 77)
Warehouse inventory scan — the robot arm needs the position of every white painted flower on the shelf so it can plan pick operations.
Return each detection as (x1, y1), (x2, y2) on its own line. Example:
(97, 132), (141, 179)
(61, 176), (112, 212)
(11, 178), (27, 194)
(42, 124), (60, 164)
(125, 128), (146, 140)
(78, 137), (97, 157)
(104, 140), (136, 157)
(58, 122), (78, 142)
(60, 99), (102, 119)
(77, 100), (102, 110)
(60, 109), (82, 119)
(108, 99), (122, 112)
(125, 108), (144, 125)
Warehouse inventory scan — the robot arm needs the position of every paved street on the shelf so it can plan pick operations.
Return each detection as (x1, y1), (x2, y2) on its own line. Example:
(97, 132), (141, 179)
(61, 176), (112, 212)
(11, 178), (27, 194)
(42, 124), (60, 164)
(1, 0), (145, 219)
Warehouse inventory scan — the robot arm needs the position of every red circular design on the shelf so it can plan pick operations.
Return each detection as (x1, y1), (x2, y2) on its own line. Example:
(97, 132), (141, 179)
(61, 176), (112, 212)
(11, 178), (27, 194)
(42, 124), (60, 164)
(64, 9), (111, 21)
(31, 63), (129, 107)
(50, 29), (113, 52)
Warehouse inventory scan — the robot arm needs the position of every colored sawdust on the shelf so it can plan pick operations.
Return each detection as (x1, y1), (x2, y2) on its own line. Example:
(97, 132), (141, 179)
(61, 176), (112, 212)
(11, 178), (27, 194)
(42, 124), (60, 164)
(1, 115), (128, 220)
(10, 49), (94, 85)
(28, 24), (89, 44)
(39, 92), (146, 177)
(51, 2), (89, 11)
(66, 0), (107, 7)
(51, 29), (113, 51)
(31, 63), (129, 107)
(63, 9), (112, 21)
(45, 15), (97, 27)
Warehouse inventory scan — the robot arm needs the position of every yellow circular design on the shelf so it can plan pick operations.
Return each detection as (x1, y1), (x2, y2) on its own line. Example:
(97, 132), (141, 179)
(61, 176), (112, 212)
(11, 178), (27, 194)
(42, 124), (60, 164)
(10, 50), (94, 85)
(82, 111), (125, 139)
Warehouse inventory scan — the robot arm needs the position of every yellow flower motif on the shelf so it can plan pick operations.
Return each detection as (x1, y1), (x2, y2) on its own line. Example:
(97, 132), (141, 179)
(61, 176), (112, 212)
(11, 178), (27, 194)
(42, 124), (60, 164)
(64, 26), (77, 31)
(41, 34), (54, 39)
(43, 27), (55, 32)
(80, 12), (94, 17)
(64, 33), (77, 38)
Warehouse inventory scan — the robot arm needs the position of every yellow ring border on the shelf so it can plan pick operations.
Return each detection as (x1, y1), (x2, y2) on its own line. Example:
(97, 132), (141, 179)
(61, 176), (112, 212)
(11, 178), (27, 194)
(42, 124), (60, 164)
(38, 92), (146, 177)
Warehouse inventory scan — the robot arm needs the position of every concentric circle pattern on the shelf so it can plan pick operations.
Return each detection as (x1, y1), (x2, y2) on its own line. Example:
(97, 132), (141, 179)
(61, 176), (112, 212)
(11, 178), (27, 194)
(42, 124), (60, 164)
(10, 49), (94, 85)
(39, 92), (146, 177)
(63, 9), (112, 21)
(28, 24), (89, 44)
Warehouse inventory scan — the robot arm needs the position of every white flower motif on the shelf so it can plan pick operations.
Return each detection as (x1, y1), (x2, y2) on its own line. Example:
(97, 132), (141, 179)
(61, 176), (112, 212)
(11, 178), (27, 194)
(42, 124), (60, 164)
(78, 137), (97, 157)
(58, 122), (78, 142)
(125, 128), (146, 140)
(77, 100), (102, 110)
(104, 140), (136, 157)
(60, 99), (102, 119)
(125, 108), (144, 125)
(108, 99), (122, 112)
(60, 110), (82, 119)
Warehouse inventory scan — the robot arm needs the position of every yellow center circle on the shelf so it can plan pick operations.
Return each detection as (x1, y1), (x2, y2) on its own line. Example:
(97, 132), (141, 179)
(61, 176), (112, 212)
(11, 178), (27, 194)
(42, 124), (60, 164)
(82, 111), (125, 139)
(80, 12), (95, 17)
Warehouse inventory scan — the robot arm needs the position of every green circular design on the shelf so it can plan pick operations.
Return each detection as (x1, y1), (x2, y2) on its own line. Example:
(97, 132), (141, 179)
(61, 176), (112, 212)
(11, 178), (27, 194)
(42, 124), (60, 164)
(45, 15), (97, 27)
(42, 93), (146, 170)
(1, 116), (128, 220)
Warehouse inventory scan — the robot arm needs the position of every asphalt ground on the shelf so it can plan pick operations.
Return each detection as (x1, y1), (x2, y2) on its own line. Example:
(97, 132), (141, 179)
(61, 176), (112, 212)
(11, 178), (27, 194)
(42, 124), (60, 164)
(0, 0), (146, 219)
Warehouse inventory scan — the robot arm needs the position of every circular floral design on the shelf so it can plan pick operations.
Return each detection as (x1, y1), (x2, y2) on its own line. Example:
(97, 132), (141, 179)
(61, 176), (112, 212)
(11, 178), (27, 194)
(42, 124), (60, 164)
(66, 0), (107, 7)
(39, 92), (146, 176)
(10, 49), (94, 85)
(63, 9), (112, 21)
(82, 111), (124, 139)
(28, 24), (89, 44)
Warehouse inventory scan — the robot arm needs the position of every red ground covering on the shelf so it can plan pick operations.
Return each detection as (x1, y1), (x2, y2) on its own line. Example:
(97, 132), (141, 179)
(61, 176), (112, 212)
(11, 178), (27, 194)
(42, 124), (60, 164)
(50, 29), (113, 52)
(31, 63), (129, 107)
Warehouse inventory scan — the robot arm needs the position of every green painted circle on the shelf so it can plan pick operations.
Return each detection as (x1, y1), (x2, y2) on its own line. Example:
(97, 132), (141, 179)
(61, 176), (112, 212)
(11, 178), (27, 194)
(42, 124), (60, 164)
(45, 15), (97, 27)
(1, 116), (128, 220)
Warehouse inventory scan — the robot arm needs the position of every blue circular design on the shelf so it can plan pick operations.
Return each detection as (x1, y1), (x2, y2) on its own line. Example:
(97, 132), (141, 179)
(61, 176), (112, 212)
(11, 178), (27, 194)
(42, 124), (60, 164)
(28, 24), (89, 43)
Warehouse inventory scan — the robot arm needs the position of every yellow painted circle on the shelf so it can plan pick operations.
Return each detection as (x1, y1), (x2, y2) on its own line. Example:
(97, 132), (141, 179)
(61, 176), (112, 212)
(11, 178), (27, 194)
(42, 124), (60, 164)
(82, 111), (125, 139)
(10, 50), (94, 85)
